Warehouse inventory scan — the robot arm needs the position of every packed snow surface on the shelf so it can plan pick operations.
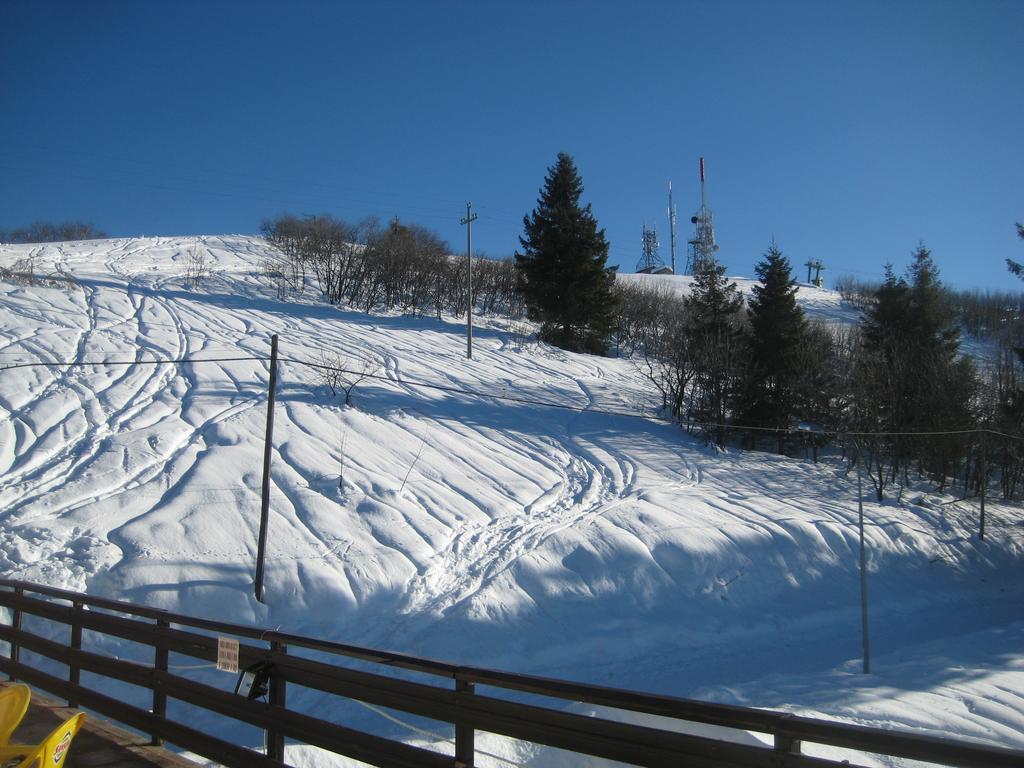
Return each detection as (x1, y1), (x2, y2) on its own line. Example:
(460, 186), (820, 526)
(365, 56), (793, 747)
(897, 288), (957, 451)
(1, 236), (1022, 766)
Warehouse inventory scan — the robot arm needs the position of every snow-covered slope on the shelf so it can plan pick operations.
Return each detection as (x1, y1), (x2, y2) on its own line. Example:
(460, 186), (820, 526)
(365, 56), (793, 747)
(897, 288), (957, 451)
(1, 236), (1022, 764)
(616, 270), (863, 327)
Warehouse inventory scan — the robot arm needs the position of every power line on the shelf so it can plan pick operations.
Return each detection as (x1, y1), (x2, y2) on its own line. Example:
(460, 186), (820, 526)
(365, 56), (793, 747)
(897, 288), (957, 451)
(0, 163), (464, 227)
(6, 352), (1021, 441)
(0, 145), (471, 208)
(0, 355), (266, 371)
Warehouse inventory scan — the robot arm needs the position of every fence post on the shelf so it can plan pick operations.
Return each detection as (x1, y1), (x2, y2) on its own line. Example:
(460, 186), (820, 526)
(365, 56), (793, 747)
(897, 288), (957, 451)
(68, 600), (83, 707)
(267, 640), (287, 763)
(455, 674), (475, 768)
(152, 616), (170, 746)
(774, 715), (802, 759)
(8, 586), (23, 681)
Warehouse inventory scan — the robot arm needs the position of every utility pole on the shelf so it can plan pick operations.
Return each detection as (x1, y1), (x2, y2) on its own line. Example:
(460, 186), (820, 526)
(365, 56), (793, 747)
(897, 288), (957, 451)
(980, 430), (987, 540)
(255, 333), (279, 603)
(856, 442), (871, 674)
(460, 202), (478, 360)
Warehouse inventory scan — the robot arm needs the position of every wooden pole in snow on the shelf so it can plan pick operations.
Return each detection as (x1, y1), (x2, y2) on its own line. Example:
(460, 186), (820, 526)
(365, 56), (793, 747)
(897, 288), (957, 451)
(255, 333), (279, 603)
(460, 202), (478, 360)
(856, 442), (871, 674)
(979, 430), (987, 541)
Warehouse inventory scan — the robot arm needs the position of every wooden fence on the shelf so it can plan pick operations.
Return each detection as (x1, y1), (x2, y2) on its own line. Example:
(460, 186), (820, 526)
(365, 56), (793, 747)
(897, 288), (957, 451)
(0, 579), (1020, 768)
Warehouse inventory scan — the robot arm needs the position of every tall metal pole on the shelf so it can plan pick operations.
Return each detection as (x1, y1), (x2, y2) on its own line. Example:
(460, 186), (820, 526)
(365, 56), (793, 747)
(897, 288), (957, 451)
(460, 202), (478, 360)
(856, 442), (871, 674)
(668, 181), (677, 275)
(255, 333), (279, 603)
(699, 157), (706, 209)
(979, 430), (987, 540)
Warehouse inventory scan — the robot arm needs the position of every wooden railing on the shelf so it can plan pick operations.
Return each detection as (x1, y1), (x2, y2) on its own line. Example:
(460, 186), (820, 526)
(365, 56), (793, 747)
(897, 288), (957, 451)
(0, 579), (1020, 768)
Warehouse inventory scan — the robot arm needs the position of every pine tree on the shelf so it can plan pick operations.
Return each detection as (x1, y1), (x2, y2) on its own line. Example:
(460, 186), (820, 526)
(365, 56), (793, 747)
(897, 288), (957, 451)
(515, 153), (616, 354)
(904, 245), (976, 490)
(905, 243), (960, 360)
(853, 245), (975, 498)
(738, 243), (808, 445)
(685, 258), (745, 447)
(996, 223), (1024, 497)
(1006, 222), (1024, 278)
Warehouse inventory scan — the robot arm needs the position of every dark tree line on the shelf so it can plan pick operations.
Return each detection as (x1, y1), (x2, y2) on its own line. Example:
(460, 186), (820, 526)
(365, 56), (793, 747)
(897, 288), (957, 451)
(0, 220), (107, 243)
(616, 242), (1021, 500)
(991, 223), (1024, 498)
(848, 247), (977, 499)
(619, 246), (835, 451)
(837, 271), (1024, 341)
(260, 213), (522, 318)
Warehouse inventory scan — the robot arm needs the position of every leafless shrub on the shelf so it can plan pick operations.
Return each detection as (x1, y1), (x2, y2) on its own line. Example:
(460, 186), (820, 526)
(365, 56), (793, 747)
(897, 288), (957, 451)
(314, 350), (380, 406)
(2, 220), (106, 244)
(834, 274), (878, 311)
(0, 255), (37, 286)
(260, 213), (521, 317)
(185, 245), (210, 289)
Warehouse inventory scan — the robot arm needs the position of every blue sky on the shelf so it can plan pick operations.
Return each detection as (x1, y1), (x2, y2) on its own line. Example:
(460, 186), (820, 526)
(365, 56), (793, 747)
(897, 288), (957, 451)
(2, 0), (1021, 290)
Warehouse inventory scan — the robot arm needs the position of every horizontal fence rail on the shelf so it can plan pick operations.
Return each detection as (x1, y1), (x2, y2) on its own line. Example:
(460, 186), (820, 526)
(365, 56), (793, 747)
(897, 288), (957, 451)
(0, 580), (1021, 768)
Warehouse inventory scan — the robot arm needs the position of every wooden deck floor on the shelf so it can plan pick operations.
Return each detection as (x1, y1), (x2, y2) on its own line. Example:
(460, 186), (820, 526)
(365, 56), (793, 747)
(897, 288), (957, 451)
(8, 687), (200, 767)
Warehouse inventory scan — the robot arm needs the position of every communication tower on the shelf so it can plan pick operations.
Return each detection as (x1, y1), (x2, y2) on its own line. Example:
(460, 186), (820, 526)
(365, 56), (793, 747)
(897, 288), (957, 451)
(636, 223), (667, 274)
(668, 181), (678, 274)
(686, 156), (720, 274)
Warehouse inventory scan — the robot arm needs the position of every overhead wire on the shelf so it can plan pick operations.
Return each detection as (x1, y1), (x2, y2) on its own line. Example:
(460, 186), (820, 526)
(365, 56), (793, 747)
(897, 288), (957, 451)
(3, 353), (1022, 441)
(0, 163), (463, 227)
(0, 355), (266, 371)
(0, 145), (471, 208)
(2, 146), (930, 285)
(0, 147), (694, 264)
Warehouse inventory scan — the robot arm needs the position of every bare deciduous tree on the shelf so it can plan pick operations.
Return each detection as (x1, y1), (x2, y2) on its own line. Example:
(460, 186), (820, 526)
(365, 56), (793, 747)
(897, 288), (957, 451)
(259, 213), (521, 319)
(314, 350), (380, 406)
(185, 243), (209, 289)
(1, 220), (107, 244)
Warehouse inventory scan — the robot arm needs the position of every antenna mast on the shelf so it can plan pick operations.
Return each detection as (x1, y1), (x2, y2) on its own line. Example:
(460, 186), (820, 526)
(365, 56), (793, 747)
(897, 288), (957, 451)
(635, 223), (665, 273)
(700, 156), (706, 208)
(668, 181), (677, 274)
(686, 156), (720, 274)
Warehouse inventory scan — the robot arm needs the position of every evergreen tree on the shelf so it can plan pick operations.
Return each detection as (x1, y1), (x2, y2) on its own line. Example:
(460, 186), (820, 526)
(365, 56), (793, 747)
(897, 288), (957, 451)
(852, 263), (911, 498)
(853, 245), (975, 498)
(738, 243), (808, 445)
(905, 243), (960, 360)
(685, 258), (745, 447)
(1006, 222), (1024, 278)
(515, 153), (616, 354)
(995, 223), (1024, 497)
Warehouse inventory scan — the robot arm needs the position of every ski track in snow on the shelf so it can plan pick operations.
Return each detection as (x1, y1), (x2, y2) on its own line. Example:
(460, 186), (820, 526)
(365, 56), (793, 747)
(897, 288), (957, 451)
(1, 236), (1023, 764)
(401, 434), (619, 617)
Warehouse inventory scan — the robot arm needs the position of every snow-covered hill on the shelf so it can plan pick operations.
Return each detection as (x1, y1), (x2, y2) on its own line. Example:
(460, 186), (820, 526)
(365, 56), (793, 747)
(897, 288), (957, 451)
(1, 236), (1022, 765)
(616, 270), (863, 327)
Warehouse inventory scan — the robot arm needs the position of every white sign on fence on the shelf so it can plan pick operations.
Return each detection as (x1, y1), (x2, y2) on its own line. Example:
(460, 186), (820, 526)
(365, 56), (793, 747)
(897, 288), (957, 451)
(216, 637), (240, 673)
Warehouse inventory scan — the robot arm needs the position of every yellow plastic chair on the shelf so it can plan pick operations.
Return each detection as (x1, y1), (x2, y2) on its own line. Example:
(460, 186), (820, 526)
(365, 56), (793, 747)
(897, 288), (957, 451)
(0, 711), (85, 768)
(0, 685), (30, 746)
